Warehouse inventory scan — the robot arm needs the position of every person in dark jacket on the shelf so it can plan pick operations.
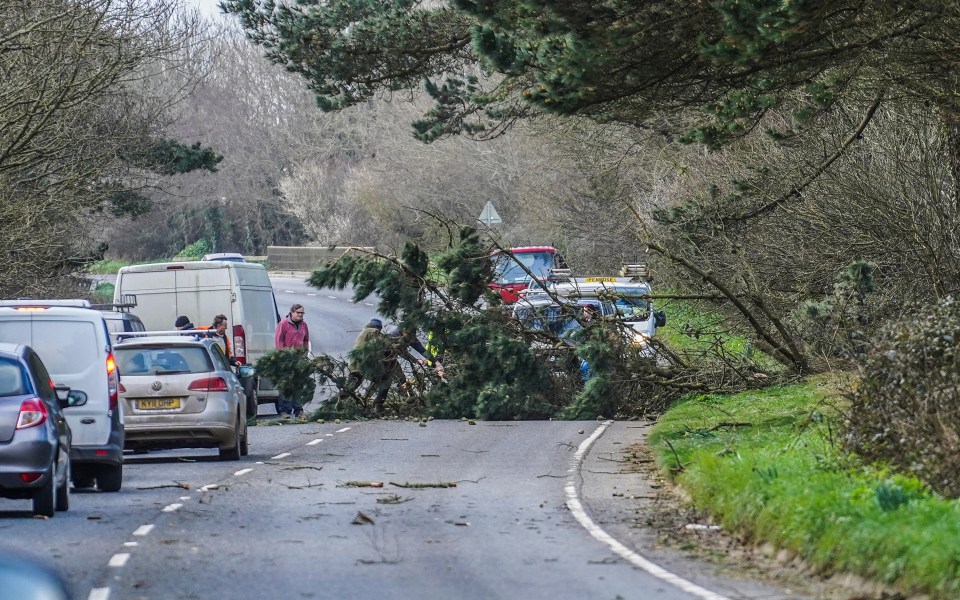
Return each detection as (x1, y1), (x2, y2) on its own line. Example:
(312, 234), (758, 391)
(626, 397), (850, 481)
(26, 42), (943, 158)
(174, 315), (195, 331)
(274, 304), (310, 419)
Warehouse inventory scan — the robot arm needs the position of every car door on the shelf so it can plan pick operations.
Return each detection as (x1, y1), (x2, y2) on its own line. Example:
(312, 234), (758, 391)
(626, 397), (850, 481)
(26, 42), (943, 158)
(26, 350), (70, 465)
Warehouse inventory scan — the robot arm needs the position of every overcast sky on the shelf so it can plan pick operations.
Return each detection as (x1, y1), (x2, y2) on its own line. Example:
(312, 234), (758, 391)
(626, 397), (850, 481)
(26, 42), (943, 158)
(185, 0), (225, 20)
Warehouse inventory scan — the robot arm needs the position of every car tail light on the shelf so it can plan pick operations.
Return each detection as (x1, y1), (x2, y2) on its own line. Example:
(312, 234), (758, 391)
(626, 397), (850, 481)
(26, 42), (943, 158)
(232, 324), (246, 364)
(188, 377), (228, 392)
(20, 473), (42, 483)
(118, 382), (126, 393)
(106, 353), (119, 410)
(16, 398), (47, 429)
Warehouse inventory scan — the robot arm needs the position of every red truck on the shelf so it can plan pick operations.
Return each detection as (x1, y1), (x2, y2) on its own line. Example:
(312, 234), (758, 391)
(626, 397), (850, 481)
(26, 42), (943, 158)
(490, 246), (566, 304)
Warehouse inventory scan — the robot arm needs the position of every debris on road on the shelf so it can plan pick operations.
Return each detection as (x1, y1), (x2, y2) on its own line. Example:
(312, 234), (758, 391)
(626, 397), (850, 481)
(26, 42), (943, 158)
(351, 510), (376, 525)
(389, 481), (457, 489)
(137, 481), (190, 490)
(342, 481), (384, 488)
(377, 494), (413, 504)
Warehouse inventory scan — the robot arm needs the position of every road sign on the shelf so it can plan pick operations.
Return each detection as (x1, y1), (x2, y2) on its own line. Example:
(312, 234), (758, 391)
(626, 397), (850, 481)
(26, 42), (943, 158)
(478, 201), (502, 226)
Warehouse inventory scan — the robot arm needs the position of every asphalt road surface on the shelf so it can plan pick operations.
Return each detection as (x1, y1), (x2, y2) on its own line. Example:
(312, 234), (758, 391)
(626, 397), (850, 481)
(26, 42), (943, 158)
(0, 274), (806, 600)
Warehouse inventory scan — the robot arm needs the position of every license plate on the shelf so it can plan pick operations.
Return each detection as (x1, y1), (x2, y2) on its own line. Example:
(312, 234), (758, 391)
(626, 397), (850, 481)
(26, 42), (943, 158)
(137, 398), (181, 410)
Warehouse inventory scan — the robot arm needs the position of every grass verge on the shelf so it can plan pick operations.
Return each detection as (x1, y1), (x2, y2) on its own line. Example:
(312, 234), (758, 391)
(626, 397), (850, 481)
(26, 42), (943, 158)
(648, 376), (960, 599)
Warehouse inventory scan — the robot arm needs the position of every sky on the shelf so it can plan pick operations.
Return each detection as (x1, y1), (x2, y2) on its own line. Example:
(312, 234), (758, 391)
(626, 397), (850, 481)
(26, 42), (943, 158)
(184, 0), (225, 20)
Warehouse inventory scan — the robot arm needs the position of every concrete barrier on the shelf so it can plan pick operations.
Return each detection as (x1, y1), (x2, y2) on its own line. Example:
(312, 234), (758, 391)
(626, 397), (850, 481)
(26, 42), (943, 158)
(266, 246), (375, 272)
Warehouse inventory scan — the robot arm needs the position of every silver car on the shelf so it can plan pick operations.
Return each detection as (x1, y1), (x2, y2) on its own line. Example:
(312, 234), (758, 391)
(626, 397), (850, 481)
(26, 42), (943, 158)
(0, 343), (73, 517)
(113, 335), (248, 461)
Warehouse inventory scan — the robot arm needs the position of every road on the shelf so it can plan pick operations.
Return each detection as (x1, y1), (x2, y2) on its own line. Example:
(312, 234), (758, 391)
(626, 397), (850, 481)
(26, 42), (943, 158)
(0, 274), (802, 600)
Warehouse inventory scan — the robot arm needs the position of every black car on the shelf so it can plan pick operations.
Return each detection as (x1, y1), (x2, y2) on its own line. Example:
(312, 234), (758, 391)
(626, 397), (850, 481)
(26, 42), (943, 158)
(0, 343), (73, 517)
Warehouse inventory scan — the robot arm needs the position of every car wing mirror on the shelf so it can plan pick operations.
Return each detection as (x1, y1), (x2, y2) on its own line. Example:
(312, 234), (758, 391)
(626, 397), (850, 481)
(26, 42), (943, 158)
(53, 384), (71, 404)
(237, 365), (256, 379)
(65, 390), (88, 408)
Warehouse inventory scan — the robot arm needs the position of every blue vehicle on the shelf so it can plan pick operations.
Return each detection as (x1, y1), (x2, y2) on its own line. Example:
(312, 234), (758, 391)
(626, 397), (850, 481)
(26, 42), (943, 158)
(0, 343), (75, 516)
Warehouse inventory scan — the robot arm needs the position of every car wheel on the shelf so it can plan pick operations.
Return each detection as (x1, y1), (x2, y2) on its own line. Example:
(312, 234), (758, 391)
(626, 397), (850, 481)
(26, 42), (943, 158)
(219, 413), (242, 461)
(246, 385), (259, 418)
(97, 464), (123, 492)
(33, 461), (56, 518)
(56, 460), (70, 512)
(72, 466), (95, 489)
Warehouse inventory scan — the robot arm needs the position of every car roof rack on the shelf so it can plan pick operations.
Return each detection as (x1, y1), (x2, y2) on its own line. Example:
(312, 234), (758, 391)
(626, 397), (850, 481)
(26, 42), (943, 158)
(91, 294), (137, 313)
(110, 330), (208, 341)
(619, 263), (649, 280)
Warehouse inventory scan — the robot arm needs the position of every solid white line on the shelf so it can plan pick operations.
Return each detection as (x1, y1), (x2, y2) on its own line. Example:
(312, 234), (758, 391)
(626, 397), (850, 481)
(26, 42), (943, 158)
(88, 588), (111, 600)
(108, 553), (130, 568)
(271, 452), (291, 459)
(162, 503), (183, 513)
(565, 421), (731, 600)
(307, 439), (322, 446)
(234, 468), (252, 476)
(336, 427), (350, 433)
(132, 524), (154, 536)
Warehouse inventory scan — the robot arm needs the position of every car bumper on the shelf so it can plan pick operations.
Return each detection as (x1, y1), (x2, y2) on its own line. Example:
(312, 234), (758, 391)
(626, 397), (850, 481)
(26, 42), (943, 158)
(123, 402), (238, 449)
(0, 439), (56, 494)
(70, 425), (124, 467)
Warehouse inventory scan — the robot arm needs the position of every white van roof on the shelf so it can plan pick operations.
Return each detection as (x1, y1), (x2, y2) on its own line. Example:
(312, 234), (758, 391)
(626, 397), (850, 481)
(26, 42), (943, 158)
(0, 299), (93, 308)
(118, 261), (266, 273)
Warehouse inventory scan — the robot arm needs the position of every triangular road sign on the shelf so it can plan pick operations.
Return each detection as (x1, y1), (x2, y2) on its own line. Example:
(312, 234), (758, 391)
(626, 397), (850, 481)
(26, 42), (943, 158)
(478, 201), (502, 225)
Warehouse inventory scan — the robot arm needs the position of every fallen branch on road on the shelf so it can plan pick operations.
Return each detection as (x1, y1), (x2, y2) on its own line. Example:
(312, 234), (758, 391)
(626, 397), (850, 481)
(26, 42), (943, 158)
(137, 481), (190, 490)
(390, 481), (457, 489)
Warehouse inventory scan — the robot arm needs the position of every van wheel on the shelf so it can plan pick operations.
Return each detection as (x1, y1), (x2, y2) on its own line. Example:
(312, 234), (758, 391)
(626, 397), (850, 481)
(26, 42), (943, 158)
(72, 466), (95, 489)
(56, 461), (70, 512)
(219, 413), (242, 461)
(97, 464), (123, 492)
(33, 461), (56, 517)
(240, 422), (249, 456)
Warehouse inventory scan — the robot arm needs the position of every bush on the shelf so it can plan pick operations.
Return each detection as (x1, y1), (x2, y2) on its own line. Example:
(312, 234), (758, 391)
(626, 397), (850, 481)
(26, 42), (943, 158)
(846, 298), (960, 497)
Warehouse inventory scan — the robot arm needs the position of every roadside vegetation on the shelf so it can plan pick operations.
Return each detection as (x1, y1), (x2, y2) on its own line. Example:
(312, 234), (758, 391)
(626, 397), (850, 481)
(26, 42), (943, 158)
(649, 378), (960, 599)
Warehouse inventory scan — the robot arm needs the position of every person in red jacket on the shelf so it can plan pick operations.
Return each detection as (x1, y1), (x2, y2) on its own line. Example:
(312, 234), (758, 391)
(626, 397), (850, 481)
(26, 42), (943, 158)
(274, 303), (310, 419)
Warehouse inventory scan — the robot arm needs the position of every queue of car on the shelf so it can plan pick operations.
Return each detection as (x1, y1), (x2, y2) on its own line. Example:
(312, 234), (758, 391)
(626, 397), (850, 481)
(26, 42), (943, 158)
(0, 298), (254, 516)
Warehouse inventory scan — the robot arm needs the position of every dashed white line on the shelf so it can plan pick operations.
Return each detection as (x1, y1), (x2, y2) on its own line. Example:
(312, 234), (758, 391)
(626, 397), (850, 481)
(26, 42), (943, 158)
(307, 293), (317, 296)
(162, 503), (183, 513)
(132, 524), (154, 536)
(284, 290), (295, 293)
(565, 421), (731, 600)
(123, 542), (138, 548)
(307, 439), (322, 446)
(271, 452), (291, 459)
(108, 553), (130, 568)
(88, 588), (111, 600)
(363, 302), (373, 306)
(199, 484), (219, 492)
(179, 496), (191, 501)
(325, 433), (333, 437)
(336, 427), (351, 433)
(234, 468), (253, 476)
(327, 295), (337, 299)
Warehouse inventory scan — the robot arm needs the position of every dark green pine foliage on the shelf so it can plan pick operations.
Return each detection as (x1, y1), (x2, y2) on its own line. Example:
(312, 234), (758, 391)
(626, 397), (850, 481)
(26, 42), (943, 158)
(255, 347), (317, 404)
(303, 227), (606, 419)
(131, 139), (223, 176)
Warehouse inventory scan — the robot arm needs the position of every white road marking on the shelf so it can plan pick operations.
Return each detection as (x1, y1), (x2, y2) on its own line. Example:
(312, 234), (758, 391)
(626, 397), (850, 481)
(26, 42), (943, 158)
(199, 484), (219, 492)
(565, 421), (731, 600)
(325, 433), (333, 437)
(307, 293), (317, 296)
(88, 588), (111, 600)
(363, 302), (373, 306)
(108, 553), (130, 568)
(271, 452), (291, 459)
(336, 427), (351, 433)
(132, 524), (154, 536)
(307, 439), (322, 446)
(234, 468), (252, 476)
(179, 496), (191, 501)
(328, 295), (337, 299)
(123, 542), (138, 548)
(284, 290), (294, 293)
(162, 503), (183, 513)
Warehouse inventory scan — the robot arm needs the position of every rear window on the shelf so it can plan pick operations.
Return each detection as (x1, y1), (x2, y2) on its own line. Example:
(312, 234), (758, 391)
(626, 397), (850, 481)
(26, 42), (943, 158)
(0, 320), (99, 375)
(116, 346), (213, 375)
(0, 358), (27, 396)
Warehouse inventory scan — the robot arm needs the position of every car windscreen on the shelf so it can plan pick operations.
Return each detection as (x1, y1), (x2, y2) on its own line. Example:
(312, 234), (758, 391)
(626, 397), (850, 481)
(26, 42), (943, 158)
(0, 358), (27, 397)
(0, 319), (99, 375)
(610, 287), (651, 321)
(116, 346), (213, 375)
(494, 251), (555, 285)
(515, 304), (579, 338)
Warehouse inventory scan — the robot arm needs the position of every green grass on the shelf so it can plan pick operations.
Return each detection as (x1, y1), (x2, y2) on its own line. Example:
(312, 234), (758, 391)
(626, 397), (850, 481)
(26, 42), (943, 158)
(649, 377), (960, 598)
(85, 259), (130, 274)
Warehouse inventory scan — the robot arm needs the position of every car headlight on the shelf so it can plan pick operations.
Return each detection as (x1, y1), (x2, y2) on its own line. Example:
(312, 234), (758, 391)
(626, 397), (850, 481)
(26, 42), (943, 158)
(630, 332), (650, 349)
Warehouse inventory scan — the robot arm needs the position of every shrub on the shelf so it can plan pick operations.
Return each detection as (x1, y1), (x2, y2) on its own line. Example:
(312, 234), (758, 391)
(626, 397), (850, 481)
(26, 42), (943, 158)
(846, 298), (960, 497)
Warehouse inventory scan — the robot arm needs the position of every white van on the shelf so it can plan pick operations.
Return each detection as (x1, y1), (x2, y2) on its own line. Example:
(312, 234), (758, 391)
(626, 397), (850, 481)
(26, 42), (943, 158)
(113, 261), (280, 415)
(0, 304), (124, 491)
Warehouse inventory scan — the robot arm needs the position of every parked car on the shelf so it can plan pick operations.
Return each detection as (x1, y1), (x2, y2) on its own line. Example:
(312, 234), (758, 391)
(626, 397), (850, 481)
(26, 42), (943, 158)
(201, 253), (246, 263)
(0, 552), (71, 599)
(0, 343), (73, 516)
(0, 302), (123, 492)
(113, 334), (249, 460)
(99, 310), (146, 339)
(114, 260), (279, 417)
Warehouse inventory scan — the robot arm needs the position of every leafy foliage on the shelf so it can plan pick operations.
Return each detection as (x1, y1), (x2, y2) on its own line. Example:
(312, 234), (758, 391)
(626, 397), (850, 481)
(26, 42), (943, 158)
(846, 298), (960, 497)
(254, 347), (316, 403)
